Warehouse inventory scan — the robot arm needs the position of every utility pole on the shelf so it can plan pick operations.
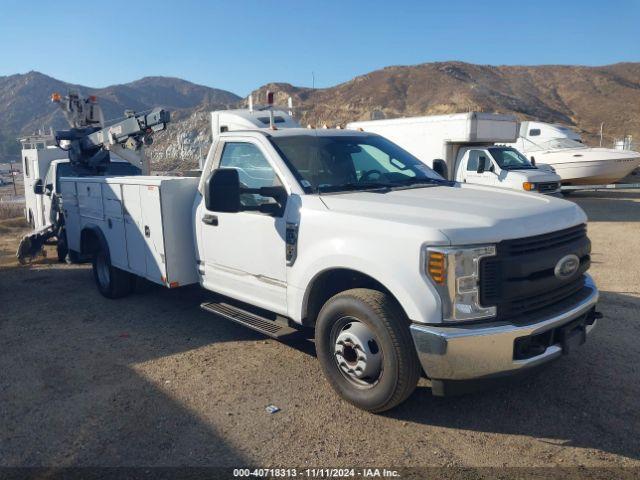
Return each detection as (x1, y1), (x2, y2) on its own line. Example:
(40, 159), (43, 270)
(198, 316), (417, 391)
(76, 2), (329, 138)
(9, 159), (17, 196)
(599, 123), (604, 147)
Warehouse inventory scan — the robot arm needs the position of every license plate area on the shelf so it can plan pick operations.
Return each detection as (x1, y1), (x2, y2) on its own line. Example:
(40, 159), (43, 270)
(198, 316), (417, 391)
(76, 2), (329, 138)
(558, 318), (587, 355)
(513, 308), (597, 360)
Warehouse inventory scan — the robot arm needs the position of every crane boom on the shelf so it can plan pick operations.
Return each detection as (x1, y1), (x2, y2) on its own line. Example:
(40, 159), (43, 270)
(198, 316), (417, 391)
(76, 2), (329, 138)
(52, 92), (171, 175)
(17, 93), (171, 263)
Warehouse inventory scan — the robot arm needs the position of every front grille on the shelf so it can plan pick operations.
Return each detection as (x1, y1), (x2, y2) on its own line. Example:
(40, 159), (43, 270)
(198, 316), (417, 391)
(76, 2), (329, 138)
(503, 224), (586, 256)
(537, 182), (560, 193)
(480, 224), (591, 322)
(501, 277), (585, 321)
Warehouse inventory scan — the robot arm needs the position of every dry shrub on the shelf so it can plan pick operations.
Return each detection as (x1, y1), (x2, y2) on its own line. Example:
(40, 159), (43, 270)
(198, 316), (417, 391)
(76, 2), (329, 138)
(0, 202), (23, 220)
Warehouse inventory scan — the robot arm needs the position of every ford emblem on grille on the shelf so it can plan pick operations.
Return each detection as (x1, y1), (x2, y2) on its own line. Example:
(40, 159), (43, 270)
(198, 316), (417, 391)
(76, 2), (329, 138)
(554, 254), (580, 280)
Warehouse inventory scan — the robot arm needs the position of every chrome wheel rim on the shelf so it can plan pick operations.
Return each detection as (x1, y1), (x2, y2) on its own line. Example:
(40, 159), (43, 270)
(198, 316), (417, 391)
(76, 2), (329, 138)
(332, 317), (383, 387)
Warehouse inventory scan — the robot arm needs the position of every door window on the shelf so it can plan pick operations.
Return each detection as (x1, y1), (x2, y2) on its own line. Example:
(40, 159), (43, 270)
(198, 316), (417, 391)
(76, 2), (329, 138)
(466, 150), (490, 172)
(44, 164), (55, 189)
(219, 142), (282, 208)
(466, 151), (479, 171)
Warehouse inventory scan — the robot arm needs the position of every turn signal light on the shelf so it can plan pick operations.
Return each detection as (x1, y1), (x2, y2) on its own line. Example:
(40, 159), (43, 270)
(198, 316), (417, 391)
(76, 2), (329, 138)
(51, 92), (61, 102)
(523, 182), (535, 191)
(427, 251), (446, 285)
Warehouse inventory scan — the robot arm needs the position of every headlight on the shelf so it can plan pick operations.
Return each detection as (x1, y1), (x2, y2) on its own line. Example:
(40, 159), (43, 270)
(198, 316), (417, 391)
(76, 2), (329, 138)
(425, 245), (497, 322)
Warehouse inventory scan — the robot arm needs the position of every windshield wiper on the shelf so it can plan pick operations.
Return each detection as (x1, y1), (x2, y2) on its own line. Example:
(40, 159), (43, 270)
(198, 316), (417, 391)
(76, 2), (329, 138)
(317, 182), (395, 194)
(391, 177), (451, 189)
(502, 165), (536, 170)
(316, 177), (451, 194)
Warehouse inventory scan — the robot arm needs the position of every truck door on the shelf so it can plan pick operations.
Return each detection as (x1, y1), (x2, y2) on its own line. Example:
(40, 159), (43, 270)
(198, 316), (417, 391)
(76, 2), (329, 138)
(456, 149), (497, 187)
(122, 184), (147, 276)
(41, 163), (55, 227)
(199, 140), (287, 314)
(32, 158), (45, 228)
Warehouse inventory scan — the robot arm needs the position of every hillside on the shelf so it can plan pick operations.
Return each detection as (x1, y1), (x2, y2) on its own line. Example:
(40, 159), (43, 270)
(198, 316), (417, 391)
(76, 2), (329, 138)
(2, 62), (639, 169)
(150, 62), (640, 170)
(0, 72), (240, 162)
(248, 62), (640, 143)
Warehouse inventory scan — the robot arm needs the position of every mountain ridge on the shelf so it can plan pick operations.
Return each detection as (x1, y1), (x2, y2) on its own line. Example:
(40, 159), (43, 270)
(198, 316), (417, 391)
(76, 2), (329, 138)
(1, 62), (639, 168)
(0, 71), (240, 161)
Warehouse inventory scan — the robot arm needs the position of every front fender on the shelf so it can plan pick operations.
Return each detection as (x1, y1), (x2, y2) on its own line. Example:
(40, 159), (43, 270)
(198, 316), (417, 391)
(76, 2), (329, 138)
(287, 250), (441, 325)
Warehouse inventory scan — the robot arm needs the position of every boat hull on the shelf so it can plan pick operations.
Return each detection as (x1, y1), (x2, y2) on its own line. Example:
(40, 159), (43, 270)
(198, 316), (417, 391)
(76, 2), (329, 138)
(535, 149), (640, 185)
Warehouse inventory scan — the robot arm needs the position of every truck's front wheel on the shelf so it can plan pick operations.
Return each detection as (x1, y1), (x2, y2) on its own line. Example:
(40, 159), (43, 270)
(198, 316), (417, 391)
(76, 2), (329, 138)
(315, 288), (420, 412)
(92, 248), (133, 299)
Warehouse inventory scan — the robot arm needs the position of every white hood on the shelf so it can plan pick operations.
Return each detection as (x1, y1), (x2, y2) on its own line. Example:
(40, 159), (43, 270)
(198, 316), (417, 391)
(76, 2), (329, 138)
(319, 184), (586, 245)
(501, 169), (561, 183)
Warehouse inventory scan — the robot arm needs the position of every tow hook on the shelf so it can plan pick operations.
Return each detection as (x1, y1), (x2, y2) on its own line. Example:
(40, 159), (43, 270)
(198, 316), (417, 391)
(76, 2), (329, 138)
(587, 309), (603, 325)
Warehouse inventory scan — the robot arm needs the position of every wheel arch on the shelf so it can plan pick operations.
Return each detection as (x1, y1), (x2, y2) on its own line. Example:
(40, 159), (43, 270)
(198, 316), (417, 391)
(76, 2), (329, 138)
(80, 224), (109, 258)
(300, 267), (408, 327)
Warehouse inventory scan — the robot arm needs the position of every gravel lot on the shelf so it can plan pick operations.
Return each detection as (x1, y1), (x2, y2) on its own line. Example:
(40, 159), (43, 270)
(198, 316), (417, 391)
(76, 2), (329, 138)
(0, 190), (639, 470)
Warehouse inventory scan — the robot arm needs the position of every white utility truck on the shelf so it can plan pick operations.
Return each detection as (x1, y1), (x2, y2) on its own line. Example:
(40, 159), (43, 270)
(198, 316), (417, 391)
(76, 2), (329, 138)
(17, 92), (168, 264)
(33, 158), (141, 260)
(348, 112), (562, 195)
(20, 132), (67, 229)
(58, 103), (600, 412)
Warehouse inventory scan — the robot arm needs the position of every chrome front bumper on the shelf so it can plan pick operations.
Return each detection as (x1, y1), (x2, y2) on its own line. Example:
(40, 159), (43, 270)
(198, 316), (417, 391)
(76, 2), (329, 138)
(410, 275), (599, 386)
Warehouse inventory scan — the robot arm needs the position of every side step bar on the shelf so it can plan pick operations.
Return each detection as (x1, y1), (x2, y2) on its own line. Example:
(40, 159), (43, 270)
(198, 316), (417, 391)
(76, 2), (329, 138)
(201, 301), (300, 339)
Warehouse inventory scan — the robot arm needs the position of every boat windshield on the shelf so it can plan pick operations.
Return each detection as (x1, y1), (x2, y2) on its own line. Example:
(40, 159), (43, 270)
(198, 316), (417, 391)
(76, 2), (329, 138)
(270, 134), (448, 193)
(488, 147), (536, 170)
(525, 137), (586, 151)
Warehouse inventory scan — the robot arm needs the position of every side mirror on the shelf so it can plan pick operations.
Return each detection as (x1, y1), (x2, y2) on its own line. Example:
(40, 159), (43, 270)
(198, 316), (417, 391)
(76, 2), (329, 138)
(530, 156), (536, 166)
(258, 186), (287, 206)
(205, 168), (288, 215)
(432, 159), (448, 179)
(258, 202), (281, 215)
(33, 179), (44, 195)
(45, 183), (54, 196)
(476, 157), (487, 174)
(205, 168), (241, 212)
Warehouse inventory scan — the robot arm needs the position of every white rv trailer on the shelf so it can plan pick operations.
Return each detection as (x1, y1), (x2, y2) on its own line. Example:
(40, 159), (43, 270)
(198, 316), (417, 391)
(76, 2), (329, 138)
(348, 113), (562, 195)
(59, 106), (600, 411)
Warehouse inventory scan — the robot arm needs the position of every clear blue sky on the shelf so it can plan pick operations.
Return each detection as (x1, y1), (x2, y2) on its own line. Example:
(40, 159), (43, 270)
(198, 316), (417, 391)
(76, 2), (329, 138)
(1, 0), (638, 96)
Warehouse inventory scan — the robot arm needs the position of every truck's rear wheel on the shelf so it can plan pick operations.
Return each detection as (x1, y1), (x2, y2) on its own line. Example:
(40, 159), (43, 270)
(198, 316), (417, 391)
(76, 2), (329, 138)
(92, 248), (133, 299)
(56, 233), (68, 263)
(315, 288), (420, 412)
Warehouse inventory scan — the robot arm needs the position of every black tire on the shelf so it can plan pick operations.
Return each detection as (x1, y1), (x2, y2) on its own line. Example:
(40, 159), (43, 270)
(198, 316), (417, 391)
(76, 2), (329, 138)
(66, 250), (82, 264)
(92, 247), (133, 299)
(56, 236), (68, 263)
(315, 288), (421, 412)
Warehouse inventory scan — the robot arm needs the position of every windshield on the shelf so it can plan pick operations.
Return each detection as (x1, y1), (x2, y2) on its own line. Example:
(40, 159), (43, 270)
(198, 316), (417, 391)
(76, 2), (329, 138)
(488, 147), (536, 170)
(269, 134), (446, 193)
(524, 137), (586, 151)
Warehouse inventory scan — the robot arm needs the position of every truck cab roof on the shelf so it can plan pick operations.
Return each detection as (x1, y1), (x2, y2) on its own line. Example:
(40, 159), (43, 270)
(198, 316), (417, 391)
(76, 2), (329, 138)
(218, 128), (375, 139)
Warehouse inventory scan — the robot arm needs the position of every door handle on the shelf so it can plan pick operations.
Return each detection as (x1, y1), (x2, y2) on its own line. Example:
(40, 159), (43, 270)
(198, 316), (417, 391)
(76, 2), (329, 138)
(202, 214), (218, 226)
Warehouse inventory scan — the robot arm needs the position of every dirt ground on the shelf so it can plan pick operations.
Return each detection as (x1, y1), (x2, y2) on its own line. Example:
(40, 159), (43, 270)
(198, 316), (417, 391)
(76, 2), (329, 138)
(0, 190), (639, 471)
